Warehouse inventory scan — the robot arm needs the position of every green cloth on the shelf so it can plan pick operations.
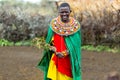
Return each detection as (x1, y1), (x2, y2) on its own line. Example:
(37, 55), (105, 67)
(37, 25), (82, 80)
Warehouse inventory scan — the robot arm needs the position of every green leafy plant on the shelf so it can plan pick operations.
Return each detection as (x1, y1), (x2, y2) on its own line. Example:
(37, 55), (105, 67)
(15, 40), (32, 46)
(82, 45), (120, 53)
(0, 39), (14, 46)
(0, 38), (119, 54)
(0, 39), (32, 46)
(32, 37), (50, 50)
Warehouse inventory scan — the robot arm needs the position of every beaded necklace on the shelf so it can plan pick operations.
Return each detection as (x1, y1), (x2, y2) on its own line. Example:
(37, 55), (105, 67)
(50, 16), (80, 36)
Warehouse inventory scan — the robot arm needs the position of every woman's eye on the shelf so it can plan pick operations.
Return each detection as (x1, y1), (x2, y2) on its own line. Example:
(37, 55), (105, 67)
(60, 12), (69, 14)
(59, 12), (64, 13)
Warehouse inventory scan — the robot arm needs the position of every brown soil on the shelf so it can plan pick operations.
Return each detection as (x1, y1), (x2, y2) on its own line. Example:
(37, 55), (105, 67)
(0, 46), (120, 80)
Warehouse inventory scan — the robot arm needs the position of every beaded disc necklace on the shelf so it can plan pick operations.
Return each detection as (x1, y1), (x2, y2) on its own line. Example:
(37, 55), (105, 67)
(50, 16), (80, 36)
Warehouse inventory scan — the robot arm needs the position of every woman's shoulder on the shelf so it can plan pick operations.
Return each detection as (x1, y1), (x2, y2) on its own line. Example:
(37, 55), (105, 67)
(49, 17), (57, 26)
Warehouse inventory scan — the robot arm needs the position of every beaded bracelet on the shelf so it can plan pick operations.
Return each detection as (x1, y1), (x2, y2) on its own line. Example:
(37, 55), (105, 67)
(61, 50), (69, 56)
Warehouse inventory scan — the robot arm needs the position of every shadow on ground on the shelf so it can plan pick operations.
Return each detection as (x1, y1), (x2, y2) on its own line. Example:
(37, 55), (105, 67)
(0, 46), (120, 80)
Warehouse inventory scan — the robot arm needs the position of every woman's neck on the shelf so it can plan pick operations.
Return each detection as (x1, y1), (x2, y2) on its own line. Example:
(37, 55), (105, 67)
(61, 19), (70, 23)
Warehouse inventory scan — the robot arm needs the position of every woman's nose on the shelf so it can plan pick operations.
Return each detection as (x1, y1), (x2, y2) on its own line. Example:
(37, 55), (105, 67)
(62, 12), (67, 15)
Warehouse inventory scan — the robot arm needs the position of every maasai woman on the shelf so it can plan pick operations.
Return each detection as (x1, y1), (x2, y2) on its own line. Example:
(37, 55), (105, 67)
(37, 2), (82, 80)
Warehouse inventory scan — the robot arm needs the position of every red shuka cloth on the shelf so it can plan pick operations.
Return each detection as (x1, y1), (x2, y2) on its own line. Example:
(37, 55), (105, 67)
(52, 33), (72, 77)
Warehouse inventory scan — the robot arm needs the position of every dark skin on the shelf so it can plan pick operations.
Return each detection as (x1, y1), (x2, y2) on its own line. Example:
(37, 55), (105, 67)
(50, 6), (71, 58)
(59, 6), (71, 23)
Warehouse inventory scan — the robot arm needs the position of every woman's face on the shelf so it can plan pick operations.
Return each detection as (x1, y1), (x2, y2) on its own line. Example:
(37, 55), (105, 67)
(59, 6), (71, 23)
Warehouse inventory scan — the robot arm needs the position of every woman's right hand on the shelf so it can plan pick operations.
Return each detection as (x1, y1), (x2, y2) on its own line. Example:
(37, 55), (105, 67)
(49, 46), (57, 52)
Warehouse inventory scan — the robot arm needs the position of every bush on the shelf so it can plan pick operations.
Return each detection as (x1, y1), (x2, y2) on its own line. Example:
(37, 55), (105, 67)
(0, 0), (52, 42)
(82, 45), (120, 53)
(65, 0), (120, 47)
(0, 39), (14, 46)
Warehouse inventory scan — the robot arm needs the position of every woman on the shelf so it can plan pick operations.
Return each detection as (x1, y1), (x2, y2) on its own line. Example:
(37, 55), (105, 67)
(37, 2), (82, 80)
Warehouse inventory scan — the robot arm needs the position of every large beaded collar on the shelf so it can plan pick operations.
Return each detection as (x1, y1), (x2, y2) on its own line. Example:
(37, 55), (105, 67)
(50, 16), (80, 36)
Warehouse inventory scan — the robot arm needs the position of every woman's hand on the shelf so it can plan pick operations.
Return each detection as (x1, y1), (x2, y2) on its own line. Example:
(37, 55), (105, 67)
(49, 46), (57, 52)
(50, 46), (69, 58)
(56, 52), (64, 58)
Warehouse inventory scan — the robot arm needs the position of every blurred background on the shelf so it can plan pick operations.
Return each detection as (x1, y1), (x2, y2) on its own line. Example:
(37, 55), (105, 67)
(0, 0), (120, 52)
(0, 0), (120, 80)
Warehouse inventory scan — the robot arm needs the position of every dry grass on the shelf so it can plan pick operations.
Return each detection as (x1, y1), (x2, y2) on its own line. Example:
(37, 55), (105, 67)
(60, 0), (120, 46)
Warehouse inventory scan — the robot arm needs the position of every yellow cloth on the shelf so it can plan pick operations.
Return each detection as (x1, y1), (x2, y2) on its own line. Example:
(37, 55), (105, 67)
(47, 54), (73, 80)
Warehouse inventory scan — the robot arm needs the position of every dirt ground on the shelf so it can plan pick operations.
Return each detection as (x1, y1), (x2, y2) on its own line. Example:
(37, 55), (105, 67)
(0, 46), (120, 80)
